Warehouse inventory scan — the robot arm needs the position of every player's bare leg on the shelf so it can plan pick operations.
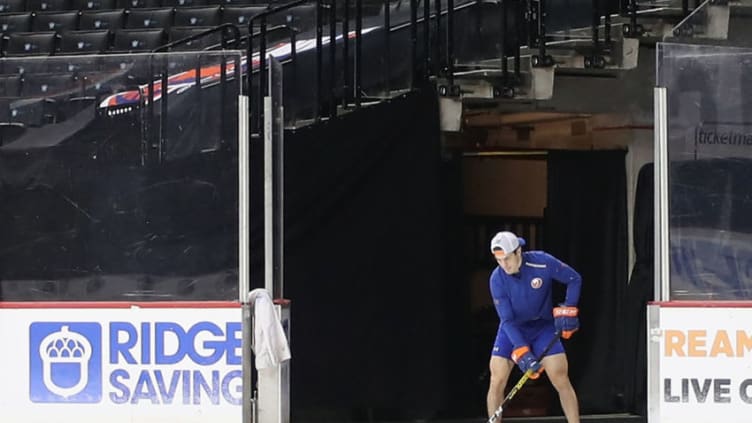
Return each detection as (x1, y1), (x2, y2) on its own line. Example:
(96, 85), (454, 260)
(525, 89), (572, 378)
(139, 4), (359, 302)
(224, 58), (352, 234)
(541, 353), (580, 423)
(487, 355), (514, 420)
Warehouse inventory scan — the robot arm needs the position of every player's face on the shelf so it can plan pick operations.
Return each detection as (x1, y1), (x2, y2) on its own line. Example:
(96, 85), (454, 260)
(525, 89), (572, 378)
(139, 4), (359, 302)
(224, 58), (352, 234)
(495, 249), (522, 274)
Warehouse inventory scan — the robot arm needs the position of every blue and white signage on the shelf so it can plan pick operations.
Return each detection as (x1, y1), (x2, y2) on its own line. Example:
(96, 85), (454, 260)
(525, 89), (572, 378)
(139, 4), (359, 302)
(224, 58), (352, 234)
(0, 306), (242, 423)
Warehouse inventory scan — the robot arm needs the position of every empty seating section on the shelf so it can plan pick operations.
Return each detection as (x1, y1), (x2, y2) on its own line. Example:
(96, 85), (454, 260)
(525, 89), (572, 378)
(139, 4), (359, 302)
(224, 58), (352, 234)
(0, 0), (335, 55)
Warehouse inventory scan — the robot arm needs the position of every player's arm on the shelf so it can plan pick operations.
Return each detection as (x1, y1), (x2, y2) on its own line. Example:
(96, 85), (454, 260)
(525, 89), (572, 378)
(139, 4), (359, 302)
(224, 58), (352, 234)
(546, 253), (582, 338)
(546, 252), (582, 306)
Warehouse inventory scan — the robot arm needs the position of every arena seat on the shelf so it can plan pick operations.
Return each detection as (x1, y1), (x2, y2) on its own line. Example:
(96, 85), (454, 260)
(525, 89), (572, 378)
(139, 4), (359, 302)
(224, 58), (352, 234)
(59, 29), (111, 53)
(2, 31), (59, 56)
(111, 27), (165, 51)
(0, 0), (24, 13)
(221, 0), (263, 6)
(163, 0), (207, 7)
(79, 8), (125, 30)
(220, 5), (265, 35)
(31, 10), (79, 32)
(0, 12), (32, 34)
(124, 6), (174, 29)
(266, 3), (317, 31)
(0, 73), (20, 95)
(21, 71), (77, 97)
(173, 5), (220, 27)
(26, 0), (71, 12)
(168, 25), (219, 50)
(116, 0), (162, 9)
(73, 0), (117, 11)
(13, 72), (79, 126)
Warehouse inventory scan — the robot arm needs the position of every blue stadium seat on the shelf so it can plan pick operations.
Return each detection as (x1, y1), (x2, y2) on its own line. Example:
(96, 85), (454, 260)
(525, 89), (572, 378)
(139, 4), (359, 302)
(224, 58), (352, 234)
(173, 5), (219, 27)
(0, 12), (32, 34)
(79, 9), (125, 30)
(73, 0), (117, 10)
(31, 10), (79, 32)
(2, 31), (59, 56)
(59, 29), (110, 54)
(25, 0), (70, 12)
(111, 27), (164, 51)
(124, 7), (173, 29)
(0, 0), (24, 13)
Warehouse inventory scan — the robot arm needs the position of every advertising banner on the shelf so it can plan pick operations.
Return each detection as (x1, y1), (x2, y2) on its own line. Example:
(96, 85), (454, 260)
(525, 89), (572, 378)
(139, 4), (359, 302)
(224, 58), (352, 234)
(0, 305), (242, 423)
(649, 305), (752, 423)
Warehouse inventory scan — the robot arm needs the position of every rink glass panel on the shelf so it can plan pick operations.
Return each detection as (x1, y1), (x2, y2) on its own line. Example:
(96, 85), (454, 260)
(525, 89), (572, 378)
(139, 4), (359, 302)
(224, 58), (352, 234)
(657, 43), (752, 300)
(0, 52), (243, 301)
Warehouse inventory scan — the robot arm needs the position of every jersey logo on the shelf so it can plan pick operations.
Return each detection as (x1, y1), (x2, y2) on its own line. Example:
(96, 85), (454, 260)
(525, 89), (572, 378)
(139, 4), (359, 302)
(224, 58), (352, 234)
(530, 278), (543, 289)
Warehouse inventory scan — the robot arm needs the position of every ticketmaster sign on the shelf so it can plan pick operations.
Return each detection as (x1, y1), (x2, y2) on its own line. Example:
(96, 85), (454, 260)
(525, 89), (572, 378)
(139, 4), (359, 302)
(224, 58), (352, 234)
(683, 124), (752, 159)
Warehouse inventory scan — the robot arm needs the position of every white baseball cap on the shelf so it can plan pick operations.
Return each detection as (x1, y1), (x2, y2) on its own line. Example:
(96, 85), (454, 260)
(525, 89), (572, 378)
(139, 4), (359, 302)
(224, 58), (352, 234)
(490, 231), (526, 258)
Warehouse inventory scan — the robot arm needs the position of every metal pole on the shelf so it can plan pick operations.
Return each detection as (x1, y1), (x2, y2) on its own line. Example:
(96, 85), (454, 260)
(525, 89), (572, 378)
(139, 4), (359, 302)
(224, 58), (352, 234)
(434, 0), (441, 75)
(654, 87), (670, 302)
(316, 0), (323, 120)
(264, 81), (274, 294)
(259, 18), (267, 134)
(241, 302), (253, 423)
(424, 0), (430, 78)
(501, 0), (508, 83)
(343, 0), (351, 106)
(410, 0), (418, 88)
(160, 59), (169, 163)
(383, 0), (390, 94)
(446, 0), (454, 84)
(238, 94), (252, 423)
(239, 95), (250, 302)
(355, 0), (362, 107)
(329, 0), (337, 118)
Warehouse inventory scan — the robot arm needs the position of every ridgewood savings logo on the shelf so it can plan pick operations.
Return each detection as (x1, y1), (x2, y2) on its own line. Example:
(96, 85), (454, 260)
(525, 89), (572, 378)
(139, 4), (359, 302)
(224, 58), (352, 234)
(30, 322), (102, 403)
(29, 321), (242, 405)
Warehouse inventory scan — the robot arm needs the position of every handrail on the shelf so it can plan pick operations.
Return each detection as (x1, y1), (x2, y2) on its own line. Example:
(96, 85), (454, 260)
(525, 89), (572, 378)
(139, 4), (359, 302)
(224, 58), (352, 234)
(248, 0), (309, 134)
(151, 23), (242, 52)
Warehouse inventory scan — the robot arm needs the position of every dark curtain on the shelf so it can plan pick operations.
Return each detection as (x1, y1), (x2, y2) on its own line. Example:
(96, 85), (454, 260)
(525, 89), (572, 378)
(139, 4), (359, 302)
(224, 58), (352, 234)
(544, 150), (629, 414)
(253, 88), (451, 422)
(618, 163), (654, 415)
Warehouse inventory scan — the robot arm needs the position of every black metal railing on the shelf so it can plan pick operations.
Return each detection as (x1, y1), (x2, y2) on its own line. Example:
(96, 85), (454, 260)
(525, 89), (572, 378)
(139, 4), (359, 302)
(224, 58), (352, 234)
(235, 0), (653, 136)
(142, 24), (243, 164)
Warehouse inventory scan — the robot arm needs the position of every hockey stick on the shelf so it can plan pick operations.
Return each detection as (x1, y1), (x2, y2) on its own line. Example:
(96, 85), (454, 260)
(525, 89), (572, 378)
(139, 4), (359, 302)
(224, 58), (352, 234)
(487, 330), (562, 423)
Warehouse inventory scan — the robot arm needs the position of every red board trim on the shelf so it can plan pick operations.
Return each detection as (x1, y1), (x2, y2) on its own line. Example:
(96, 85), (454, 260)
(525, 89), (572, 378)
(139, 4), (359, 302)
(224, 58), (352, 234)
(0, 301), (241, 309)
(650, 301), (752, 308)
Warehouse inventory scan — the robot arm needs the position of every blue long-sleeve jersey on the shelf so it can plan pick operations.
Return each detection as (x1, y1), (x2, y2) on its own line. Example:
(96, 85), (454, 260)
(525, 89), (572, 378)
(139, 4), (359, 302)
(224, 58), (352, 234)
(489, 250), (582, 348)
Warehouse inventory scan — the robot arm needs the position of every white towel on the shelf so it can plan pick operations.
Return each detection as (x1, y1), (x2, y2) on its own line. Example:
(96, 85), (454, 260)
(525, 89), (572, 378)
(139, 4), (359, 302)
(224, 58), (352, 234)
(248, 288), (291, 369)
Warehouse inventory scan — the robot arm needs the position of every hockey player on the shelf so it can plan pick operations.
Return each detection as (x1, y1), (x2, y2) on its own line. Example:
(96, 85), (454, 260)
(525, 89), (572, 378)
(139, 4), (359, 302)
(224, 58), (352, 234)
(486, 231), (582, 423)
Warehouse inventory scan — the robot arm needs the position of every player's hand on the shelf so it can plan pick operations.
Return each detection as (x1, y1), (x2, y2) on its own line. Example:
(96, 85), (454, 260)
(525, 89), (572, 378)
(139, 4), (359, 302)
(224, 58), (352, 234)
(511, 346), (542, 379)
(553, 305), (579, 339)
